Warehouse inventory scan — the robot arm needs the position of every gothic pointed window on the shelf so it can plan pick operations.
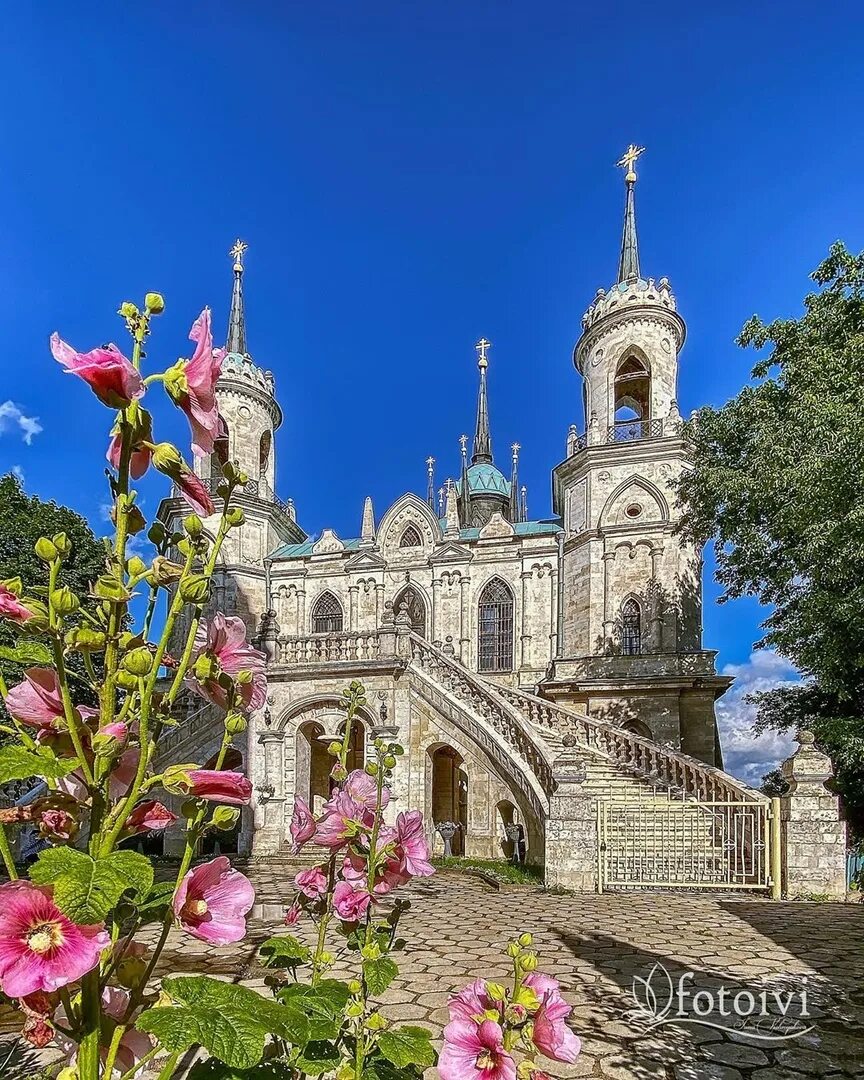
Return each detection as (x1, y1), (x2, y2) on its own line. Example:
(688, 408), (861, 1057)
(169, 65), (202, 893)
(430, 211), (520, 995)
(393, 585), (426, 638)
(478, 578), (514, 673)
(613, 353), (651, 440)
(399, 525), (422, 548)
(311, 591), (343, 634)
(620, 598), (642, 656)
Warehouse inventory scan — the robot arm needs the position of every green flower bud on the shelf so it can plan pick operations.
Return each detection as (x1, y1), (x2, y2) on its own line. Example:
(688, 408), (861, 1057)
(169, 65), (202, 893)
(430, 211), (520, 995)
(52, 532), (72, 558)
(1, 576), (22, 595)
(364, 1012), (388, 1031)
(65, 627), (107, 653)
(345, 1001), (364, 1018)
(226, 507), (245, 528)
(192, 653), (216, 681)
(152, 442), (184, 474)
(330, 764), (347, 782)
(145, 292), (165, 314)
(179, 574), (211, 604)
(519, 952), (538, 972)
(116, 953), (148, 988)
(506, 942), (521, 959)
(35, 537), (58, 563)
(383, 754), (397, 769)
(365, 761), (379, 776)
(360, 942), (381, 961)
(127, 555), (148, 579)
(225, 713), (247, 735)
(116, 669), (138, 691)
(121, 647), (154, 677)
(486, 982), (507, 1001)
(118, 301), (139, 319)
(181, 799), (200, 819)
(184, 513), (203, 537)
(211, 806), (240, 831)
(147, 520), (167, 546)
(348, 980), (363, 995)
(126, 506), (147, 535)
(50, 587), (80, 616)
(518, 932), (533, 948)
(327, 741), (342, 756)
(92, 575), (131, 603)
(150, 556), (184, 586)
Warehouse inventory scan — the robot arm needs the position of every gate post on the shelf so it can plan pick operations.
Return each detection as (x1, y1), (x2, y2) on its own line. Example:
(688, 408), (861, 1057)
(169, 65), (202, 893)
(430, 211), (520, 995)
(544, 744), (597, 892)
(780, 730), (847, 900)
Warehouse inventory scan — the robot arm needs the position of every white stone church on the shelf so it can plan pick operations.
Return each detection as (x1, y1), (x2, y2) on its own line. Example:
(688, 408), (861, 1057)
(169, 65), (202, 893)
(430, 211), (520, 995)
(158, 153), (765, 892)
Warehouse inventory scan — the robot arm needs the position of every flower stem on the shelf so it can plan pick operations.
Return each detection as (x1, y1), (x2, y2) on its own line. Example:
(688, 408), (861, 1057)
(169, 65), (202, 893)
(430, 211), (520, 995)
(0, 825), (17, 880)
(76, 968), (103, 1080)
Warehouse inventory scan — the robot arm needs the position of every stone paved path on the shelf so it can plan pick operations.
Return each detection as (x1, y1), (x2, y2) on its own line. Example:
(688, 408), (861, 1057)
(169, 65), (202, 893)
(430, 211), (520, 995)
(3, 867), (863, 1079)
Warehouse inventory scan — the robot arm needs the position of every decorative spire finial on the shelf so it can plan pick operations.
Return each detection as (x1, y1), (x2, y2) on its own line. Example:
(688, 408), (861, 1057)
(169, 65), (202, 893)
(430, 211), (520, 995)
(472, 340), (493, 466)
(509, 443), (521, 523)
(444, 478), (460, 537)
(226, 238), (249, 355)
(615, 145), (644, 282)
(426, 456), (436, 508)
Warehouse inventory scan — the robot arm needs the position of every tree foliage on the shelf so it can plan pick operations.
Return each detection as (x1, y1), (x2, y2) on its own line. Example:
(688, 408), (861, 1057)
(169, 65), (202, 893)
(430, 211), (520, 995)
(677, 242), (864, 833)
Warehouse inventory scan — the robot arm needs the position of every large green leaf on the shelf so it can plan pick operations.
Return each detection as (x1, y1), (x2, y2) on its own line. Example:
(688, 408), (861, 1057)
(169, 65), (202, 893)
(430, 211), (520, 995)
(363, 955), (399, 996)
(138, 976), (310, 1069)
(293, 1040), (341, 1076)
(0, 642), (53, 665)
(187, 1061), (294, 1080)
(376, 1026), (436, 1070)
(258, 934), (311, 969)
(0, 745), (80, 785)
(277, 980), (351, 1040)
(30, 848), (153, 922)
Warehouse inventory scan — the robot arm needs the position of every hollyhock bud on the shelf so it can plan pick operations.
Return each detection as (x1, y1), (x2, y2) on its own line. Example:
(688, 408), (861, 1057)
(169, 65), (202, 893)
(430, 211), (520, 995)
(225, 713), (247, 735)
(115, 670), (138, 691)
(121, 647), (154, 677)
(520, 953), (538, 972)
(119, 302), (138, 319)
(184, 513), (203, 537)
(169, 769), (253, 806)
(34, 537), (57, 563)
(127, 556), (148, 579)
(145, 292), (165, 314)
(486, 982), (507, 1001)
(211, 806), (240, 831)
(150, 556), (184, 586)
(64, 627), (106, 653)
(327, 741), (342, 756)
(226, 507), (245, 527)
(147, 520), (167, 546)
(124, 505), (147, 535)
(284, 901), (301, 926)
(506, 942), (521, 959)
(50, 587), (80, 617)
(179, 574), (211, 605)
(364, 1012), (388, 1031)
(125, 801), (177, 835)
(0, 580), (35, 625)
(330, 763), (347, 783)
(519, 933), (534, 947)
(152, 442), (184, 473)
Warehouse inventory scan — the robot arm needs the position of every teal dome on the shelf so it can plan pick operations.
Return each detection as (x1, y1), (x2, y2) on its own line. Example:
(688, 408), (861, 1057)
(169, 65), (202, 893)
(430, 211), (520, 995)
(459, 462), (510, 497)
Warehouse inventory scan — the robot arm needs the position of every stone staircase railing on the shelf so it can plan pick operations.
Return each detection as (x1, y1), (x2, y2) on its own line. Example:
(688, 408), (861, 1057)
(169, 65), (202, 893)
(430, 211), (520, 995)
(274, 632), (382, 665)
(493, 682), (767, 806)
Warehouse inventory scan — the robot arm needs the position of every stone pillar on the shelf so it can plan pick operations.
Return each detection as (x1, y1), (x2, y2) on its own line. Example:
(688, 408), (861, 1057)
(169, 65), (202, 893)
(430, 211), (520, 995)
(520, 570), (531, 668)
(548, 565), (558, 661)
(296, 588), (306, 636)
(602, 549), (615, 644)
(374, 582), (385, 626)
(780, 730), (847, 900)
(378, 600), (398, 657)
(348, 584), (359, 631)
(253, 730), (286, 856)
(431, 577), (441, 642)
(459, 575), (470, 663)
(544, 743), (597, 892)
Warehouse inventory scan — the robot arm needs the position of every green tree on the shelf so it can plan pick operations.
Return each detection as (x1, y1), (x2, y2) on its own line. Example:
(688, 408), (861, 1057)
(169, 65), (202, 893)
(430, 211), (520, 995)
(0, 472), (106, 706)
(677, 242), (864, 836)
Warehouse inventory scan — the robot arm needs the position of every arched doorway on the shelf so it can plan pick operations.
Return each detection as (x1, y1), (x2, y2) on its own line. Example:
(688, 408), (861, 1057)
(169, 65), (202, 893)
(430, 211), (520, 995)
(393, 584), (427, 638)
(339, 718), (365, 775)
(296, 721), (331, 815)
(430, 745), (468, 856)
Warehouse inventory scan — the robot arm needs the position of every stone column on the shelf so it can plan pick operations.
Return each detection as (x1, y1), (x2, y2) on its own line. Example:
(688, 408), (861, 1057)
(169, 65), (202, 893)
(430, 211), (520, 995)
(544, 742), (597, 891)
(348, 584), (359, 631)
(431, 577), (441, 642)
(253, 730), (286, 856)
(548, 565), (558, 661)
(378, 600), (398, 657)
(459, 575), (470, 663)
(296, 588), (306, 636)
(602, 549), (615, 644)
(374, 582), (385, 626)
(780, 730), (847, 900)
(520, 570), (531, 668)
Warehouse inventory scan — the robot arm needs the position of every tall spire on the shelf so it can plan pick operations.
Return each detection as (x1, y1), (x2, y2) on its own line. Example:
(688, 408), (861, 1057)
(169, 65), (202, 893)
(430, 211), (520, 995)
(360, 496), (376, 547)
(426, 457), (436, 509)
(226, 238), (248, 355)
(472, 338), (493, 465)
(509, 443), (521, 523)
(615, 145), (645, 283)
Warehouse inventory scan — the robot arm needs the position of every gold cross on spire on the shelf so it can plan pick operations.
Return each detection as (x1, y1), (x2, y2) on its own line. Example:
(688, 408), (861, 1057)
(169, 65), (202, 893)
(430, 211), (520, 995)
(616, 144), (645, 184)
(229, 238), (248, 269)
(475, 338), (491, 368)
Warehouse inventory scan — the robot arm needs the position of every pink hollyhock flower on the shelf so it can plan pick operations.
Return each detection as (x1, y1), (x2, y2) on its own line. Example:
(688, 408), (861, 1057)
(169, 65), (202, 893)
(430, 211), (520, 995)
(37, 809), (78, 843)
(173, 769), (253, 805)
(174, 856), (255, 944)
(523, 973), (581, 1064)
(341, 769), (390, 811)
(0, 881), (109, 997)
(290, 796), (316, 852)
(125, 800), (178, 834)
(167, 308), (226, 458)
(294, 866), (328, 899)
(439, 1019), (516, 1080)
(448, 978), (503, 1023)
(50, 333), (144, 409)
(5, 668), (64, 729)
(106, 407), (153, 480)
(188, 613), (267, 712)
(284, 901), (302, 926)
(332, 881), (371, 922)
(313, 791), (371, 849)
(0, 582), (34, 624)
(176, 466), (216, 517)
(392, 810), (435, 878)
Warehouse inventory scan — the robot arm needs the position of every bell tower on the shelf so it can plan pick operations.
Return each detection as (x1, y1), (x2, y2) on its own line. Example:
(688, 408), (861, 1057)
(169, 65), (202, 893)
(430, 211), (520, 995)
(544, 148), (729, 766)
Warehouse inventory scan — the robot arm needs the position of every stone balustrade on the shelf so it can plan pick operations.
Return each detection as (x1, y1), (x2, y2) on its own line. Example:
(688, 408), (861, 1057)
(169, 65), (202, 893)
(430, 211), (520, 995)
(549, 650), (718, 681)
(274, 631), (383, 666)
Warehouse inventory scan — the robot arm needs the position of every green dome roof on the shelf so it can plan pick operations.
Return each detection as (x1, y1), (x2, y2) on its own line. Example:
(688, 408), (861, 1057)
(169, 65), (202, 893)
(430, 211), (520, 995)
(459, 462), (510, 498)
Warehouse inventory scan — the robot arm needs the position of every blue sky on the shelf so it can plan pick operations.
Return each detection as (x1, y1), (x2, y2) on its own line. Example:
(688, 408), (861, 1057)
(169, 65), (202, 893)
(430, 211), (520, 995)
(0, 3), (860, 780)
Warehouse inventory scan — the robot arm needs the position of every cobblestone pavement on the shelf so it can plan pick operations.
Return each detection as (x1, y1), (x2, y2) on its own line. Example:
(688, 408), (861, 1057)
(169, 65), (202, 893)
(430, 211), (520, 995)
(3, 867), (863, 1079)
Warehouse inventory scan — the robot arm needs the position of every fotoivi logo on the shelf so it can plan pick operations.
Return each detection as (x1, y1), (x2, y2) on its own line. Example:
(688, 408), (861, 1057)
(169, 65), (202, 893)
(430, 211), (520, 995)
(625, 964), (815, 1042)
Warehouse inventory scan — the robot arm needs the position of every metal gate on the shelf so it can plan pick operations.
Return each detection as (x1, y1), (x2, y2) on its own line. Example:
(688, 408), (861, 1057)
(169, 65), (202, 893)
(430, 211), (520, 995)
(597, 796), (781, 896)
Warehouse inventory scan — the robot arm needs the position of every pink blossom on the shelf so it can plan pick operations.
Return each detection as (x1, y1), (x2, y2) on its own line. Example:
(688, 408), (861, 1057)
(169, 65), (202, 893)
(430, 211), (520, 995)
(0, 583), (33, 624)
(176, 465), (216, 517)
(5, 668), (64, 729)
(313, 791), (371, 848)
(391, 810), (435, 878)
(284, 901), (302, 926)
(50, 333), (144, 409)
(289, 796), (316, 852)
(37, 809), (77, 843)
(341, 769), (390, 811)
(54, 985), (153, 1077)
(187, 613), (267, 712)
(294, 866), (328, 899)
(523, 973), (581, 1064)
(168, 768), (252, 805)
(106, 407), (153, 480)
(332, 881), (371, 922)
(0, 881), (109, 997)
(439, 1019), (516, 1080)
(170, 308), (226, 457)
(125, 800), (178, 834)
(448, 979), (503, 1023)
(174, 856), (254, 944)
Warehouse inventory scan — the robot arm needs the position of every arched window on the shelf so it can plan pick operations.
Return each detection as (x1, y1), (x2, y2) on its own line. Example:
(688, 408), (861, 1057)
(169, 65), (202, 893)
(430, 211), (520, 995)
(259, 430), (272, 477)
(393, 585), (426, 638)
(399, 525), (422, 548)
(311, 592), (344, 634)
(478, 578), (514, 672)
(621, 598), (642, 655)
(209, 417), (231, 479)
(613, 354), (651, 439)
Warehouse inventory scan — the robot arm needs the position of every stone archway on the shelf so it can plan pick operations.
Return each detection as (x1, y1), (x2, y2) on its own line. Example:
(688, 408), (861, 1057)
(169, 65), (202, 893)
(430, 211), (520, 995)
(296, 721), (332, 815)
(430, 745), (468, 855)
(393, 584), (427, 638)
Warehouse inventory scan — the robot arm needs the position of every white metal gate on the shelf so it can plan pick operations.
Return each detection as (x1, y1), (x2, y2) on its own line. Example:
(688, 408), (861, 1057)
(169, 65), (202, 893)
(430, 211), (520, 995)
(597, 796), (780, 895)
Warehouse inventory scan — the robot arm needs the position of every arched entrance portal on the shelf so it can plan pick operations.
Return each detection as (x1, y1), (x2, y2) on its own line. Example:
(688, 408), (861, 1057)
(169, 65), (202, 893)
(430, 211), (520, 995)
(340, 719), (365, 775)
(430, 745), (468, 856)
(393, 585), (427, 638)
(296, 722), (331, 815)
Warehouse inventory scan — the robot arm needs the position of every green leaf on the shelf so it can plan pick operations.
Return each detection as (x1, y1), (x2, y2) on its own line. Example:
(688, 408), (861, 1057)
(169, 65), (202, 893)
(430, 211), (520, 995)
(187, 1061), (295, 1080)
(138, 976), (310, 1069)
(136, 880), (176, 918)
(30, 848), (153, 922)
(294, 1040), (341, 1076)
(363, 955), (399, 996)
(0, 745), (80, 785)
(277, 980), (350, 1040)
(376, 1026), (436, 1070)
(0, 642), (53, 665)
(258, 934), (311, 969)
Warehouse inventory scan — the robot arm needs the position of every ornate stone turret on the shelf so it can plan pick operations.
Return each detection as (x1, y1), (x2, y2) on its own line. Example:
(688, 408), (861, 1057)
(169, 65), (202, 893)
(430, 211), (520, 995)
(457, 340), (512, 528)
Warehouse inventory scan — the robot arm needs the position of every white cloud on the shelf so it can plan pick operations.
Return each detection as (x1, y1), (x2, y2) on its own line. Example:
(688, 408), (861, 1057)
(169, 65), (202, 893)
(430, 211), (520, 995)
(0, 400), (42, 444)
(10, 465), (24, 485)
(716, 649), (800, 788)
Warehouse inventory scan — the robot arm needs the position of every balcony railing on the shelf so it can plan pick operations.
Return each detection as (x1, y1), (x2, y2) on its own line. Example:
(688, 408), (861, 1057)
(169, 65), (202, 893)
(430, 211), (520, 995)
(607, 418), (665, 444)
(172, 475), (296, 523)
